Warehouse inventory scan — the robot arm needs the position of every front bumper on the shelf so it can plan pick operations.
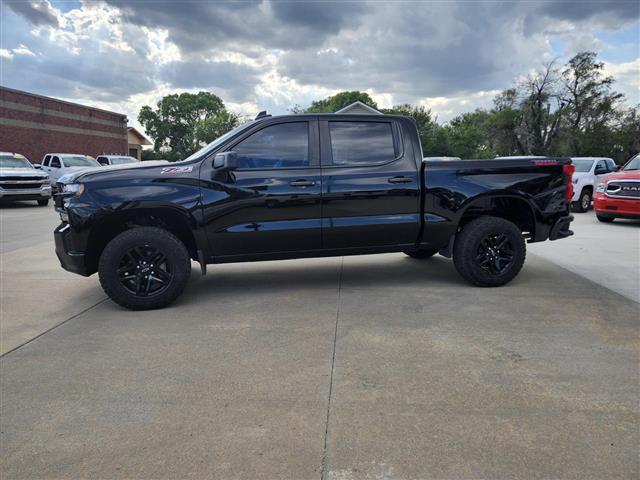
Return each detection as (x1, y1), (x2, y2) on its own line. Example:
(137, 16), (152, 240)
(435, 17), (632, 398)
(549, 215), (574, 240)
(54, 223), (91, 276)
(0, 186), (51, 200)
(594, 193), (640, 218)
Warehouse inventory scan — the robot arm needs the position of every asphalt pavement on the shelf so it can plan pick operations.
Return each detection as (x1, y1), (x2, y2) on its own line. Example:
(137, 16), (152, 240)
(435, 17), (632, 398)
(1, 202), (638, 479)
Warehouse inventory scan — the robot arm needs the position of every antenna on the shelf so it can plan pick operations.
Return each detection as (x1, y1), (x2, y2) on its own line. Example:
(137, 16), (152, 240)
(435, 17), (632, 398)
(255, 110), (271, 120)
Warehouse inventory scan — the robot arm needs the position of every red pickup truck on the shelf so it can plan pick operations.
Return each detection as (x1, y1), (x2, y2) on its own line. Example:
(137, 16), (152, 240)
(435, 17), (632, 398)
(594, 154), (640, 222)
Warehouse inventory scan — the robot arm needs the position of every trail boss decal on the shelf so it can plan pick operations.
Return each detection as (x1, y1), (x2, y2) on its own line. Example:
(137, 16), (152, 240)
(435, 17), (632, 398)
(161, 166), (193, 174)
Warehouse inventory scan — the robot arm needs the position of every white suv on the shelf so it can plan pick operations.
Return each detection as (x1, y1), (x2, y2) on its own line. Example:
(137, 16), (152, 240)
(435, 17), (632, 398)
(41, 153), (101, 190)
(571, 157), (617, 212)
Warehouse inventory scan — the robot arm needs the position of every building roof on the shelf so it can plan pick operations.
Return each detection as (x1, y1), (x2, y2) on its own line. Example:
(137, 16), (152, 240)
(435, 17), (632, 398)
(335, 101), (383, 115)
(127, 127), (152, 146)
(0, 86), (128, 119)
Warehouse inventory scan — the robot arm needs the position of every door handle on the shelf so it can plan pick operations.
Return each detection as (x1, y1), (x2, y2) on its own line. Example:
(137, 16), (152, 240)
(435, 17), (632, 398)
(289, 179), (316, 187)
(388, 176), (412, 184)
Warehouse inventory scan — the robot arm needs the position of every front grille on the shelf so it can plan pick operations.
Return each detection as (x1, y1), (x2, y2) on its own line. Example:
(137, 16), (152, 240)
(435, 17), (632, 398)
(0, 182), (44, 190)
(0, 176), (47, 182)
(606, 181), (640, 198)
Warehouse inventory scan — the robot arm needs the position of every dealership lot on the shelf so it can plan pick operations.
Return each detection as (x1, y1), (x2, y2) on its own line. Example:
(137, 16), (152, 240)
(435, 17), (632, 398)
(1, 204), (638, 479)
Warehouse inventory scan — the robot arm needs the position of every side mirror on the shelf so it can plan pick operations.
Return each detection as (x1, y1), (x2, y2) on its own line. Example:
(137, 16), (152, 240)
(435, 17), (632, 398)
(594, 167), (607, 175)
(213, 151), (238, 170)
(615, 165), (622, 171)
(33, 164), (42, 169)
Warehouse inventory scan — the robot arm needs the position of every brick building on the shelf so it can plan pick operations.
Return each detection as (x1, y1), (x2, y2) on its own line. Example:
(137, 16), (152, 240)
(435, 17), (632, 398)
(0, 86), (128, 163)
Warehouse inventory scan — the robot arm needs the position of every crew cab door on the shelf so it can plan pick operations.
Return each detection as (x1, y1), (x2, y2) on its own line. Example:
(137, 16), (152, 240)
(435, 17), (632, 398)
(201, 119), (322, 257)
(47, 155), (63, 181)
(319, 118), (421, 248)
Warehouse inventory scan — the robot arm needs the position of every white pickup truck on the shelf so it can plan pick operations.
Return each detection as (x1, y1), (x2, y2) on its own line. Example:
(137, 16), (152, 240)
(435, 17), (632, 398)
(571, 157), (618, 212)
(40, 153), (101, 191)
(0, 152), (52, 205)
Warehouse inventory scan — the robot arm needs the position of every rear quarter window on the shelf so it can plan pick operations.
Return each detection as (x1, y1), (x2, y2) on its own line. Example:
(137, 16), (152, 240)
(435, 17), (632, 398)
(329, 121), (396, 166)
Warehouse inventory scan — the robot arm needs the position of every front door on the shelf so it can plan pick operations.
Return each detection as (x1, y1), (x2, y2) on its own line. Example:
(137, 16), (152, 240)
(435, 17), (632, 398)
(319, 119), (421, 249)
(201, 119), (322, 257)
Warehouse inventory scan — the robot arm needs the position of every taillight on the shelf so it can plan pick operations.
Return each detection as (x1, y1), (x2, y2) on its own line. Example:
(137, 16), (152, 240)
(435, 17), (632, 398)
(563, 163), (575, 203)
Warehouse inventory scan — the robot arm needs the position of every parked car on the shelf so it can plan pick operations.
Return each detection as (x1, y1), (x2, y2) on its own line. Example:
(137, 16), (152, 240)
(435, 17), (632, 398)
(570, 157), (617, 212)
(41, 153), (101, 190)
(594, 154), (640, 222)
(54, 113), (575, 310)
(0, 152), (52, 206)
(96, 155), (139, 166)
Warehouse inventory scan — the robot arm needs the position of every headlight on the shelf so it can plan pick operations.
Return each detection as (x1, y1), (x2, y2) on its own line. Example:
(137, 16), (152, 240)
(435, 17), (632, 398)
(62, 183), (85, 196)
(596, 183), (606, 193)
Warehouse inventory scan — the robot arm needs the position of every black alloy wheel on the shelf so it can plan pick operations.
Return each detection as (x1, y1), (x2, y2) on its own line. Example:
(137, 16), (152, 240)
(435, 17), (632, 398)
(117, 245), (173, 297)
(453, 216), (526, 287)
(475, 233), (514, 275)
(99, 226), (191, 310)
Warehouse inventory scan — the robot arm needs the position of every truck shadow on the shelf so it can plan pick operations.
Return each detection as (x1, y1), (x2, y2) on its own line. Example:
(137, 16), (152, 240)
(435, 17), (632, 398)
(180, 255), (463, 302)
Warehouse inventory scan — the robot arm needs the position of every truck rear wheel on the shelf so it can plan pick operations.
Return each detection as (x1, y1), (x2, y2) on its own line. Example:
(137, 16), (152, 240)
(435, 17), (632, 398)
(98, 227), (191, 310)
(453, 216), (525, 287)
(404, 248), (438, 259)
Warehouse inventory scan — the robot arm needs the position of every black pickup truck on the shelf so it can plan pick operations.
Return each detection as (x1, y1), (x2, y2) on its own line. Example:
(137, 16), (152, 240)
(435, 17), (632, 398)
(54, 113), (575, 310)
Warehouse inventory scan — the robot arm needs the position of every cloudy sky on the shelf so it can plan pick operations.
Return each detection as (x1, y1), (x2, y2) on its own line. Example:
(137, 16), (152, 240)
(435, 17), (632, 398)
(1, 0), (638, 132)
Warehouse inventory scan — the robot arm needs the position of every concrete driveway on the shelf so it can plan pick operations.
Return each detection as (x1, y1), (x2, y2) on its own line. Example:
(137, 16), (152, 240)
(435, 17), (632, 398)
(1, 203), (638, 479)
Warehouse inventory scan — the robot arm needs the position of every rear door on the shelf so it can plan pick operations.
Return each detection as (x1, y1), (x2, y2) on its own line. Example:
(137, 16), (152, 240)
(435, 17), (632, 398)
(319, 118), (421, 249)
(201, 118), (322, 257)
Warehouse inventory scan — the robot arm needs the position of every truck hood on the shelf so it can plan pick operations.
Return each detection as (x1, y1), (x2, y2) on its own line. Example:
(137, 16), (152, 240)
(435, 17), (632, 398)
(604, 170), (640, 182)
(0, 168), (49, 179)
(58, 160), (169, 184)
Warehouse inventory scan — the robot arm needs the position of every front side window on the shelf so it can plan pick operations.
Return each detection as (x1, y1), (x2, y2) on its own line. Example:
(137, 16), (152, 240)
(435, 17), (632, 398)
(97, 157), (109, 165)
(43, 156), (50, 167)
(234, 122), (309, 169)
(329, 122), (396, 166)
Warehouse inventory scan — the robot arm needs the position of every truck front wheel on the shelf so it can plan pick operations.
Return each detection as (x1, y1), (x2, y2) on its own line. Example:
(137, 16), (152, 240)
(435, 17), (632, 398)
(98, 227), (191, 310)
(453, 216), (526, 287)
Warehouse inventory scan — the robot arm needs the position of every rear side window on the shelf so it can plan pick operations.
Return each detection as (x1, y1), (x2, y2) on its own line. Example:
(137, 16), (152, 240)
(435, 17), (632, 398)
(234, 122), (309, 169)
(329, 122), (396, 166)
(97, 156), (109, 165)
(50, 156), (61, 168)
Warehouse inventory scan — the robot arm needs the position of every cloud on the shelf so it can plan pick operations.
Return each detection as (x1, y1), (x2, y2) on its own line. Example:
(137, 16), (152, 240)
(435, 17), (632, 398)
(0, 0), (637, 131)
(5, 0), (59, 27)
(160, 60), (260, 101)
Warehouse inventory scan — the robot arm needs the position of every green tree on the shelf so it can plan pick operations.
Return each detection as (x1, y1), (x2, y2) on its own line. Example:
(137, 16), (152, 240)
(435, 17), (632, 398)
(138, 91), (236, 161)
(193, 111), (240, 146)
(558, 51), (625, 156)
(301, 91), (378, 113)
(382, 104), (441, 155)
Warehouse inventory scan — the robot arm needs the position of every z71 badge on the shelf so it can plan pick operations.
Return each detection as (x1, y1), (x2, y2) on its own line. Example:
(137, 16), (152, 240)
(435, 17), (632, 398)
(161, 166), (193, 174)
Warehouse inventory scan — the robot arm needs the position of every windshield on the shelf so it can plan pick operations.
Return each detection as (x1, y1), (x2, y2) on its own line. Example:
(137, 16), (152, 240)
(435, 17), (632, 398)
(110, 156), (138, 165)
(572, 159), (594, 173)
(0, 155), (33, 169)
(63, 156), (100, 167)
(183, 121), (256, 161)
(623, 154), (639, 171)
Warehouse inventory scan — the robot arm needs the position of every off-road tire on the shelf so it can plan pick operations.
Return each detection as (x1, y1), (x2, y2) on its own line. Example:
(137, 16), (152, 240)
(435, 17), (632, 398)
(99, 227), (191, 310)
(37, 199), (49, 206)
(596, 214), (614, 223)
(453, 216), (526, 287)
(572, 189), (591, 213)
(404, 248), (439, 259)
